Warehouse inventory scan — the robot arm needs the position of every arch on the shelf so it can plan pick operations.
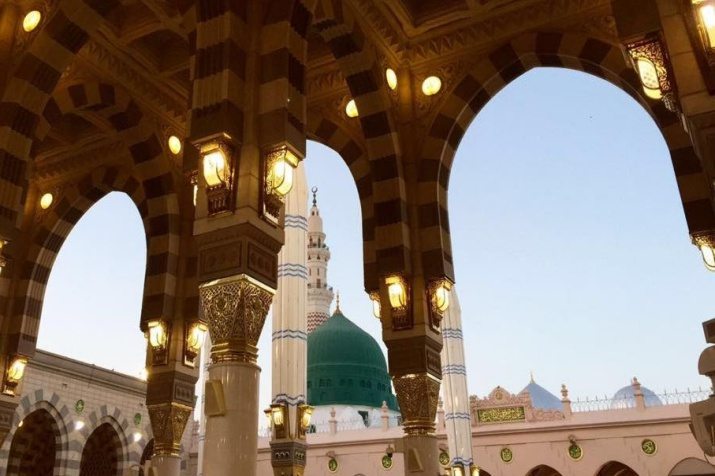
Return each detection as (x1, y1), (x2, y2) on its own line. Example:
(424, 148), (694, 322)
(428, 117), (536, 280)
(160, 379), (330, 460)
(527, 465), (564, 476)
(0, 391), (72, 476)
(39, 82), (185, 329)
(8, 167), (148, 357)
(669, 457), (715, 475)
(139, 439), (154, 476)
(0, 0), (122, 230)
(418, 30), (713, 282)
(597, 461), (638, 476)
(5, 80), (187, 358)
(306, 111), (376, 289)
(80, 422), (123, 476)
(0, 1), (198, 232)
(77, 406), (133, 475)
(308, 2), (409, 288)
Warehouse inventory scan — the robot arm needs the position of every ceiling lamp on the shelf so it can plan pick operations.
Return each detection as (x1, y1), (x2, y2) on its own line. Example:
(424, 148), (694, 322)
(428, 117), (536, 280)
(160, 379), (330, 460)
(385, 68), (398, 90)
(40, 193), (53, 210)
(635, 57), (662, 100)
(345, 99), (359, 118)
(22, 10), (41, 32)
(168, 135), (182, 155)
(422, 76), (442, 96)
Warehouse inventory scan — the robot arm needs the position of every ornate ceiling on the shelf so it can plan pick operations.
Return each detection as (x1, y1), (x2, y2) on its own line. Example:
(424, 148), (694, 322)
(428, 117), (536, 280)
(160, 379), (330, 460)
(30, 0), (618, 184)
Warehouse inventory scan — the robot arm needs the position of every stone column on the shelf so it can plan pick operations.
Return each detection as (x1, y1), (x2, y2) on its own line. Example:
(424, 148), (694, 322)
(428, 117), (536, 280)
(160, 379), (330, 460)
(270, 162), (309, 476)
(440, 288), (475, 472)
(199, 274), (274, 476)
(380, 272), (446, 476)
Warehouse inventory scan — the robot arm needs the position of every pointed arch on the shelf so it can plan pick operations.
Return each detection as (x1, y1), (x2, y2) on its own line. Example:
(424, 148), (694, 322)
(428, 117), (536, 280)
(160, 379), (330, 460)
(5, 80), (188, 358)
(596, 461), (638, 476)
(306, 110), (376, 289)
(527, 464), (564, 476)
(417, 30), (713, 283)
(0, 390), (72, 476)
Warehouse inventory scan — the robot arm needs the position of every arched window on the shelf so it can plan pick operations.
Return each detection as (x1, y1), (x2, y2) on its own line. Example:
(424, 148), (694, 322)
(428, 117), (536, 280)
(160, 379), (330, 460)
(80, 422), (123, 476)
(38, 192), (147, 376)
(7, 409), (60, 476)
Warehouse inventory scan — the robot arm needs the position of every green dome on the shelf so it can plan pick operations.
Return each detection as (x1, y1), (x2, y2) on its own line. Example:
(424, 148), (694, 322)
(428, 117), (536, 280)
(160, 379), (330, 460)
(307, 310), (398, 410)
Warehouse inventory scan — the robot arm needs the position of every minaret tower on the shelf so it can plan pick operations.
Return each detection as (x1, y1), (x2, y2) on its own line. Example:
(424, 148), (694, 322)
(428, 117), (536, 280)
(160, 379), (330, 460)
(306, 187), (334, 333)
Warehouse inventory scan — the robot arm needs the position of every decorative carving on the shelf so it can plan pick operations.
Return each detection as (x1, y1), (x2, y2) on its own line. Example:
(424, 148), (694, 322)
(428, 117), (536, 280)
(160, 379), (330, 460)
(470, 385), (565, 425)
(199, 243), (243, 277)
(392, 372), (441, 435)
(476, 406), (526, 424)
(199, 274), (274, 363)
(269, 440), (307, 476)
(147, 402), (192, 457)
(81, 40), (187, 123)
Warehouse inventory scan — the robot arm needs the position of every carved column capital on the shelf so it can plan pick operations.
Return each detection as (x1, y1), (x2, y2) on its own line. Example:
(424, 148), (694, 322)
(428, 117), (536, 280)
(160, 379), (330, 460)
(199, 274), (274, 364)
(393, 372), (441, 436)
(148, 402), (192, 458)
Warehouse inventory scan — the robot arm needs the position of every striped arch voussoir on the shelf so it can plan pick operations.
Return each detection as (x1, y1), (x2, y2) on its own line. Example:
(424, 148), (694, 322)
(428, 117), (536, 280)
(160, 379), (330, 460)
(0, 390), (72, 476)
(310, 1), (409, 289)
(77, 406), (133, 472)
(0, 0), (121, 230)
(9, 166), (147, 358)
(417, 30), (712, 283)
(307, 110), (376, 290)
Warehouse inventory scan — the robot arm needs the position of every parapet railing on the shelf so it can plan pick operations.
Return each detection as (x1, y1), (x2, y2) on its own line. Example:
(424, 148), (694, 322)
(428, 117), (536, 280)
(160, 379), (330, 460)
(570, 388), (711, 413)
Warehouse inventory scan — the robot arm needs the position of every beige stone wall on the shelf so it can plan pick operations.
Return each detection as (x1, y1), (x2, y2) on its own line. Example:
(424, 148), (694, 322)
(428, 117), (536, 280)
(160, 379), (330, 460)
(0, 349), (195, 476)
(254, 405), (714, 476)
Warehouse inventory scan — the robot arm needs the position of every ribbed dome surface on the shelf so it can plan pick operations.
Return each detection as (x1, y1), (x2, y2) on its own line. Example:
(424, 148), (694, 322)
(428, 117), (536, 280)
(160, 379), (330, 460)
(307, 310), (398, 409)
(521, 381), (563, 411)
(611, 385), (662, 408)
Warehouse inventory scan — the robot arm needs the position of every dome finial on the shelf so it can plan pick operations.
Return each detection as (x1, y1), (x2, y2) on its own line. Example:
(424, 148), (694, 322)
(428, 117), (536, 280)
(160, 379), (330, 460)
(530, 370), (535, 383)
(311, 186), (318, 206)
(335, 290), (341, 314)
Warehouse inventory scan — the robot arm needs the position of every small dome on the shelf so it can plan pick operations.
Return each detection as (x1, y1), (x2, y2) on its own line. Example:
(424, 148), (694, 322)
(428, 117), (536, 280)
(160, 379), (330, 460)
(308, 310), (398, 410)
(611, 384), (662, 408)
(521, 381), (562, 411)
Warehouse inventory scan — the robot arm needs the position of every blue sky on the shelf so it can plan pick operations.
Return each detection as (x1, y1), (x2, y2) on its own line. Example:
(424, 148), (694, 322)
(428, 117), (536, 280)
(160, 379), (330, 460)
(37, 68), (714, 410)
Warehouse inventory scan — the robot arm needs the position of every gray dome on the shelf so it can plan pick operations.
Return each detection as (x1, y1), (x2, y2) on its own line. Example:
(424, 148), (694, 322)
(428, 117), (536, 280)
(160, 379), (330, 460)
(521, 381), (562, 411)
(611, 384), (662, 409)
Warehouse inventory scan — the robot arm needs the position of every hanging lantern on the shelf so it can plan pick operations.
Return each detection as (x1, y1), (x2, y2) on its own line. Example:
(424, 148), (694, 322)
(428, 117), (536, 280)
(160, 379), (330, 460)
(693, 234), (715, 271)
(22, 10), (41, 32)
(184, 322), (208, 366)
(626, 36), (677, 111)
(385, 275), (408, 309)
(198, 137), (234, 215)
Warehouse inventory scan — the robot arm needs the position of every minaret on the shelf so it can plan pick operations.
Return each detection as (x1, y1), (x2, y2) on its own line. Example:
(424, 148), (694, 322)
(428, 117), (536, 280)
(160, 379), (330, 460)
(272, 161), (309, 407)
(306, 187), (334, 333)
(441, 287), (475, 472)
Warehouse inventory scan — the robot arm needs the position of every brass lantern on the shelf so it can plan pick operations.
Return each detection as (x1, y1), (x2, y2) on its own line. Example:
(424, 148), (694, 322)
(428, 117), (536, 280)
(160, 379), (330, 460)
(693, 233), (715, 271)
(428, 279), (453, 329)
(147, 320), (169, 365)
(693, 1), (715, 50)
(297, 403), (314, 438)
(3, 356), (27, 395)
(199, 137), (234, 215)
(369, 291), (381, 319)
(626, 36), (677, 111)
(385, 275), (410, 329)
(263, 146), (301, 224)
(268, 403), (288, 439)
(184, 321), (208, 366)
